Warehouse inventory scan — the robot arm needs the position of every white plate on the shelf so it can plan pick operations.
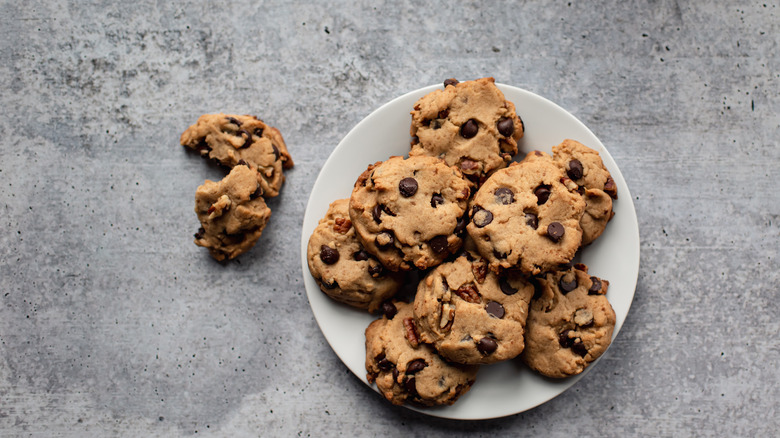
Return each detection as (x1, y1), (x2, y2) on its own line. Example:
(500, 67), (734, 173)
(300, 84), (640, 420)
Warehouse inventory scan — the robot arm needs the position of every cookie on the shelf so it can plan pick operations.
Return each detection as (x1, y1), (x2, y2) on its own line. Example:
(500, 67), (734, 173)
(365, 301), (478, 406)
(410, 77), (524, 186)
(466, 151), (586, 275)
(307, 199), (403, 313)
(413, 248), (535, 364)
(552, 139), (617, 245)
(180, 113), (294, 198)
(349, 156), (471, 271)
(193, 165), (272, 261)
(522, 264), (616, 378)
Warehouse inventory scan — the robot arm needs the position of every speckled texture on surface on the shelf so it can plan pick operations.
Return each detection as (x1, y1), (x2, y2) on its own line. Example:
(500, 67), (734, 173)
(0, 1), (778, 436)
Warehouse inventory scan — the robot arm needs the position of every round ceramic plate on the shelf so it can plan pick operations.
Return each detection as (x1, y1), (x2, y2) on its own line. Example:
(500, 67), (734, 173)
(300, 83), (640, 420)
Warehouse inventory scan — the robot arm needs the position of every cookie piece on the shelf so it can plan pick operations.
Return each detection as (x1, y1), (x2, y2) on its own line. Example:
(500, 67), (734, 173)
(180, 114), (294, 197)
(193, 165), (272, 261)
(307, 199), (403, 313)
(522, 264), (616, 378)
(552, 139), (617, 245)
(413, 249), (534, 364)
(410, 77), (524, 186)
(365, 301), (478, 406)
(349, 156), (471, 271)
(466, 151), (585, 275)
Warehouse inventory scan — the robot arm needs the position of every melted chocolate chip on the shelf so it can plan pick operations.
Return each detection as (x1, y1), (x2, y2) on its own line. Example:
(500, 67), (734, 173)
(567, 159), (583, 180)
(534, 185), (551, 205)
(368, 263), (384, 277)
(253, 127), (264, 137)
(377, 356), (394, 371)
(375, 231), (394, 249)
(455, 213), (469, 234)
(571, 340), (588, 357)
(353, 250), (370, 261)
(319, 245), (339, 264)
(558, 330), (574, 348)
(272, 144), (280, 161)
(460, 119), (479, 139)
(492, 250), (507, 259)
(472, 207), (493, 228)
(399, 177), (418, 197)
(547, 222), (565, 242)
(381, 301), (397, 319)
(497, 117), (515, 137)
(525, 212), (538, 229)
(485, 301), (505, 319)
(588, 276), (603, 295)
(430, 193), (444, 208)
(226, 116), (241, 126)
(499, 278), (518, 295)
(477, 337), (498, 355)
(372, 204), (384, 223)
(444, 78), (459, 87)
(559, 275), (578, 294)
(250, 184), (263, 199)
(494, 187), (514, 205)
(194, 227), (205, 240)
(322, 280), (339, 290)
(406, 359), (426, 374)
(429, 235), (449, 254)
(404, 377), (417, 394)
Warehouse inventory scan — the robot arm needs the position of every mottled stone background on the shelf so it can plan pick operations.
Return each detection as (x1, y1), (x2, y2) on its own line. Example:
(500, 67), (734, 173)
(0, 0), (777, 436)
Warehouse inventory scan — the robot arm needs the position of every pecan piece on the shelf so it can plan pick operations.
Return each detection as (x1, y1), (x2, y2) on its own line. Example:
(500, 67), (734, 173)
(454, 283), (481, 304)
(403, 317), (420, 348)
(471, 258), (487, 284)
(333, 217), (352, 234)
(439, 302), (455, 331)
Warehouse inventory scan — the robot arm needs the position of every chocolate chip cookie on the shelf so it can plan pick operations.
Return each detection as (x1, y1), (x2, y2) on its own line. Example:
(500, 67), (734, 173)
(349, 156), (471, 271)
(180, 113), (294, 197)
(466, 151), (586, 275)
(522, 264), (616, 378)
(365, 301), (478, 406)
(410, 77), (524, 186)
(552, 139), (617, 245)
(307, 199), (403, 313)
(193, 165), (272, 261)
(413, 248), (535, 365)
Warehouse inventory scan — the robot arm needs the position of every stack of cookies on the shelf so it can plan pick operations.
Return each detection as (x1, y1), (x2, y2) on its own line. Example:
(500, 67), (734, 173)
(181, 114), (294, 261)
(306, 77), (619, 406)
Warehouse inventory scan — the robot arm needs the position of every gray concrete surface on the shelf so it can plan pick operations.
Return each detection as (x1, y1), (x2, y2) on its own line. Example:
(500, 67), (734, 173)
(1, 0), (778, 436)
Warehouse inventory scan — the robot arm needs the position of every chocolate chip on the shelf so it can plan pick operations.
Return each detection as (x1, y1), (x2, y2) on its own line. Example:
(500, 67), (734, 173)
(494, 187), (514, 205)
(250, 184), (263, 199)
(558, 330), (574, 348)
(455, 213), (468, 234)
(497, 117), (515, 137)
(571, 340), (588, 357)
(499, 278), (518, 295)
(444, 78), (459, 87)
(406, 359), (426, 374)
(253, 127), (264, 137)
(460, 119), (479, 139)
(525, 212), (538, 229)
(393, 368), (399, 381)
(429, 235), (449, 254)
(272, 144), (280, 161)
(372, 204), (383, 223)
(377, 356), (394, 371)
(320, 245), (339, 264)
(547, 222), (565, 242)
(438, 109), (449, 119)
(532, 280), (543, 299)
(404, 377), (417, 394)
(534, 185), (551, 205)
(472, 207), (493, 228)
(375, 231), (394, 249)
(430, 193), (444, 208)
(237, 129), (253, 148)
(559, 274), (578, 294)
(399, 177), (418, 197)
(485, 301), (505, 319)
(194, 227), (205, 240)
(567, 159), (583, 180)
(368, 262), (384, 277)
(477, 337), (498, 355)
(322, 280), (339, 289)
(226, 116), (241, 126)
(604, 176), (618, 199)
(492, 250), (507, 259)
(353, 250), (370, 261)
(589, 277), (602, 295)
(381, 301), (397, 319)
